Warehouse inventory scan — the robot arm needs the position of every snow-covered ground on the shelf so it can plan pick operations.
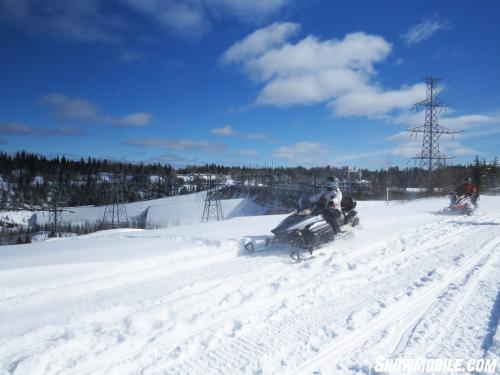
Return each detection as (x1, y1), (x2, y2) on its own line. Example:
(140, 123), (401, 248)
(0, 197), (499, 374)
(2, 192), (266, 229)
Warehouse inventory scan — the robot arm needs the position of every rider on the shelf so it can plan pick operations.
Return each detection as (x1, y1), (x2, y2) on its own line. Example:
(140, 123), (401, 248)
(454, 177), (479, 206)
(309, 177), (343, 235)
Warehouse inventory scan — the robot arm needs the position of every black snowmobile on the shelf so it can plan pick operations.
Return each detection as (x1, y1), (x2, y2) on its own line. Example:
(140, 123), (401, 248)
(272, 196), (360, 260)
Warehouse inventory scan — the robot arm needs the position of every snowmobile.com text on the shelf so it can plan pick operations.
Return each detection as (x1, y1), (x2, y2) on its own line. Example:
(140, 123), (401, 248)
(373, 357), (497, 373)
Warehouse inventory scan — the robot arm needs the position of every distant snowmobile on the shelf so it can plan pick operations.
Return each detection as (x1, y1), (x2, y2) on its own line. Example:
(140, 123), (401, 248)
(443, 192), (478, 216)
(243, 196), (359, 261)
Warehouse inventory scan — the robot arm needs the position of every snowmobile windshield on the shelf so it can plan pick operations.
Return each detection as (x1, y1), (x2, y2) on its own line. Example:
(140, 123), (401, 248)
(297, 196), (310, 210)
(296, 195), (323, 215)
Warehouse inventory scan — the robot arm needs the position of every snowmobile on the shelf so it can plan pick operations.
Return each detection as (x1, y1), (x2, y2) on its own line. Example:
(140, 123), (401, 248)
(244, 196), (360, 261)
(443, 192), (478, 216)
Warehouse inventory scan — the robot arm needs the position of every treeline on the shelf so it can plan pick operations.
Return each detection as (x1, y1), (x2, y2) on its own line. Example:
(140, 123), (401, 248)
(0, 151), (176, 209)
(181, 158), (500, 196)
(1, 151), (499, 210)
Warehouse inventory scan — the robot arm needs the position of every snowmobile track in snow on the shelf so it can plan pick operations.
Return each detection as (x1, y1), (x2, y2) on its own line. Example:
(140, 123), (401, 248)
(62, 214), (500, 374)
(1, 198), (499, 375)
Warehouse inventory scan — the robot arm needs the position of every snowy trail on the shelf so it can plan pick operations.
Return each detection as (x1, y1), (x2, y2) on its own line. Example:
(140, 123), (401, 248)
(0, 197), (499, 374)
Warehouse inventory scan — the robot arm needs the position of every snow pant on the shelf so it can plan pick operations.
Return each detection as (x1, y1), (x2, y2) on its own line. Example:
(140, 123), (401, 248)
(472, 192), (479, 206)
(322, 208), (342, 235)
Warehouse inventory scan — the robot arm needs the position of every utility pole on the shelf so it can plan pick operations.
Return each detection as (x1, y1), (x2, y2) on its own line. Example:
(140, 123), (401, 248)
(407, 77), (460, 175)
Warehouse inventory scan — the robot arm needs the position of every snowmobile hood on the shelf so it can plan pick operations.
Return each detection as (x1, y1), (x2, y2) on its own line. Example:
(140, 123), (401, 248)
(272, 213), (323, 234)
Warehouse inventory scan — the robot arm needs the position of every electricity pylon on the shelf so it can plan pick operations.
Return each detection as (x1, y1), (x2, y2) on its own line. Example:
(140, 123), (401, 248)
(407, 77), (460, 174)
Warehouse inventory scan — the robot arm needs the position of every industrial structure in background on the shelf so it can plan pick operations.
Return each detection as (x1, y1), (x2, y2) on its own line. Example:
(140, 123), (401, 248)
(201, 175), (224, 222)
(48, 197), (66, 237)
(101, 175), (129, 229)
(407, 77), (460, 174)
(340, 166), (371, 195)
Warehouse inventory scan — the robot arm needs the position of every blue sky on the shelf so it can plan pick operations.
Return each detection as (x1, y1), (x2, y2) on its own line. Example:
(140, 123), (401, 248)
(0, 0), (499, 168)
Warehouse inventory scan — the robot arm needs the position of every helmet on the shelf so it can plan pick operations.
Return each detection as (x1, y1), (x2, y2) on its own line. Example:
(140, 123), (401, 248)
(325, 177), (339, 190)
(464, 177), (472, 183)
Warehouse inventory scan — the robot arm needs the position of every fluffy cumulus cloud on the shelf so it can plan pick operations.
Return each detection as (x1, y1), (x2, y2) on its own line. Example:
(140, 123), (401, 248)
(41, 94), (152, 127)
(330, 83), (426, 117)
(272, 141), (332, 165)
(401, 15), (451, 46)
(125, 138), (223, 153)
(223, 23), (426, 117)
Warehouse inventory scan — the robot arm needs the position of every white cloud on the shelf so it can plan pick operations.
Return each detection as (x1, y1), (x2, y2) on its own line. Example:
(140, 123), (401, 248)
(0, 122), (82, 136)
(272, 141), (332, 165)
(401, 15), (451, 46)
(122, 0), (207, 38)
(121, 0), (293, 39)
(117, 50), (145, 64)
(125, 138), (222, 153)
(116, 113), (152, 127)
(211, 125), (236, 136)
(244, 132), (270, 141)
(440, 114), (498, 130)
(223, 26), (428, 117)
(391, 138), (479, 159)
(391, 142), (422, 158)
(41, 94), (152, 127)
(385, 109), (499, 164)
(330, 83), (426, 117)
(0, 0), (293, 42)
(388, 117), (486, 160)
(0, 0), (124, 42)
(392, 111), (500, 131)
(236, 148), (258, 157)
(221, 22), (300, 64)
(209, 0), (290, 19)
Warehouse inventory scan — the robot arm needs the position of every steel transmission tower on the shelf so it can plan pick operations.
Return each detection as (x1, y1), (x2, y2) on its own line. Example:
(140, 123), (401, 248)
(101, 175), (129, 229)
(201, 175), (224, 222)
(48, 198), (65, 236)
(407, 77), (459, 174)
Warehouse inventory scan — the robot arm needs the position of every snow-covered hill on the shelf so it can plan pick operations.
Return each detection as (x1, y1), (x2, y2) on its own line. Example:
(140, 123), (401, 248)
(3, 192), (266, 230)
(1, 197), (499, 374)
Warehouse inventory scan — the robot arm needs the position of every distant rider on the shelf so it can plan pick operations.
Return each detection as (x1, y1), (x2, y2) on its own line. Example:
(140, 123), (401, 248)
(309, 177), (343, 235)
(454, 177), (479, 206)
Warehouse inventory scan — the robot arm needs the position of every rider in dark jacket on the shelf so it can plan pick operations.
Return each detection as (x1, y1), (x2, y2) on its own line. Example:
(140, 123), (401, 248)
(454, 177), (479, 206)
